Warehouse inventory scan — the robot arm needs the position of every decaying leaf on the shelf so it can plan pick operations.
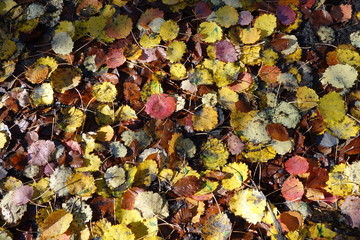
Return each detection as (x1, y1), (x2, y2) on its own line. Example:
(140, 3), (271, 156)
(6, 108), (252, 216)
(201, 213), (232, 240)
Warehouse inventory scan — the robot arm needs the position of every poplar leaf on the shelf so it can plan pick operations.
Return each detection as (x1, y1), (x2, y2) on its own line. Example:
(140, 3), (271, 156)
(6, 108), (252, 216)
(41, 210), (73, 237)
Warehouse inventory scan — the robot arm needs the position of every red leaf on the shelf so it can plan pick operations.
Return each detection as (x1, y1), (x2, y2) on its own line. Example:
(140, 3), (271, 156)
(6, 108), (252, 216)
(145, 93), (176, 120)
(276, 5), (296, 25)
(194, 2), (212, 19)
(215, 40), (238, 63)
(228, 72), (253, 93)
(281, 176), (304, 202)
(105, 49), (126, 68)
(13, 185), (34, 205)
(285, 155), (309, 175)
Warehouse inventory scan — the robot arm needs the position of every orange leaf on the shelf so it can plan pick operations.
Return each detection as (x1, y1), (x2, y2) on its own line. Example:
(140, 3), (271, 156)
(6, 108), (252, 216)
(41, 210), (73, 237)
(278, 211), (303, 232)
(265, 123), (289, 141)
(285, 155), (309, 175)
(281, 176), (304, 202)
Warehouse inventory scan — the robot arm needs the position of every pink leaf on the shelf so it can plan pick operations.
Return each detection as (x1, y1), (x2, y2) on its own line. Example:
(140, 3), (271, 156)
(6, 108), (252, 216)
(341, 196), (360, 228)
(215, 40), (237, 63)
(276, 5), (296, 25)
(106, 49), (126, 68)
(226, 132), (244, 155)
(281, 176), (304, 202)
(145, 93), (176, 120)
(239, 11), (253, 26)
(228, 72), (253, 92)
(13, 185), (34, 205)
(194, 2), (211, 19)
(28, 140), (56, 166)
(285, 155), (309, 175)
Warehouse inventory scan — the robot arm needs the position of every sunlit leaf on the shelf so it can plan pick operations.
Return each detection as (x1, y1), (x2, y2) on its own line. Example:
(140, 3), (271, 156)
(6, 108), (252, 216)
(240, 28), (261, 44)
(325, 163), (353, 197)
(229, 188), (267, 224)
(41, 210), (73, 237)
(198, 22), (223, 43)
(285, 156), (309, 175)
(103, 223), (135, 240)
(221, 162), (248, 190)
(134, 191), (169, 219)
(321, 64), (358, 91)
(318, 91), (346, 123)
(296, 86), (319, 111)
(66, 172), (97, 197)
(145, 93), (176, 120)
(192, 107), (218, 131)
(254, 14), (277, 37)
(170, 63), (187, 80)
(30, 83), (54, 107)
(140, 33), (161, 48)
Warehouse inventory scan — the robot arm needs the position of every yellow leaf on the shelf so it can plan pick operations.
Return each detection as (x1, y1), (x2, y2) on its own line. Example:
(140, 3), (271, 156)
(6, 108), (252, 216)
(30, 83), (54, 107)
(229, 188), (267, 224)
(201, 213), (232, 240)
(55, 21), (75, 37)
(325, 163), (353, 197)
(116, 209), (142, 225)
(31, 178), (54, 204)
(140, 79), (163, 102)
(134, 191), (169, 219)
(344, 161), (360, 195)
(192, 107), (218, 131)
(198, 22), (223, 43)
(76, 154), (102, 172)
(41, 210), (73, 237)
(66, 172), (97, 197)
(194, 180), (219, 196)
(188, 68), (213, 85)
(318, 91), (346, 123)
(128, 217), (158, 238)
(254, 14), (277, 37)
(140, 33), (161, 48)
(285, 47), (302, 62)
(171, 165), (200, 183)
(96, 104), (115, 126)
(115, 105), (138, 121)
(230, 110), (257, 133)
(308, 223), (337, 239)
(96, 125), (114, 142)
(134, 160), (159, 187)
(261, 48), (279, 66)
(335, 48), (360, 68)
(87, 16), (113, 43)
(213, 62), (241, 87)
(166, 40), (186, 62)
(0, 39), (16, 60)
(105, 14), (132, 39)
(296, 86), (319, 111)
(243, 143), (277, 162)
(216, 5), (238, 28)
(240, 28), (261, 44)
(17, 18), (39, 33)
(103, 224), (135, 240)
(201, 138), (229, 170)
(159, 20), (179, 41)
(170, 63), (187, 80)
(326, 116), (360, 139)
(217, 87), (238, 110)
(92, 82), (117, 102)
(36, 56), (58, 74)
(240, 45), (262, 65)
(91, 219), (112, 238)
(222, 162), (248, 190)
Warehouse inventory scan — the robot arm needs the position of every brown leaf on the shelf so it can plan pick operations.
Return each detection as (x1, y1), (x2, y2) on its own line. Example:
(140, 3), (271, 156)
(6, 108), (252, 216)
(89, 196), (115, 221)
(278, 211), (303, 232)
(331, 4), (352, 23)
(266, 123), (289, 141)
(172, 176), (201, 197)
